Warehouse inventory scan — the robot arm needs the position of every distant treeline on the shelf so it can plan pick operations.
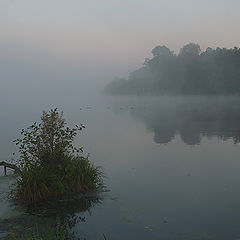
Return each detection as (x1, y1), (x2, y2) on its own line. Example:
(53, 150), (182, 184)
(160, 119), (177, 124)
(104, 43), (240, 95)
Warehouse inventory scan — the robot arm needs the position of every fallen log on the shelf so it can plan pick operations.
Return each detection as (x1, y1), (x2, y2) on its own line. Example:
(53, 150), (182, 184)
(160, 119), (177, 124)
(0, 161), (21, 175)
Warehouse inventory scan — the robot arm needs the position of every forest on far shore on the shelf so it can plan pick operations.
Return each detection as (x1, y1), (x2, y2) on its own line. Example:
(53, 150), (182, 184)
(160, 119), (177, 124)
(104, 43), (240, 95)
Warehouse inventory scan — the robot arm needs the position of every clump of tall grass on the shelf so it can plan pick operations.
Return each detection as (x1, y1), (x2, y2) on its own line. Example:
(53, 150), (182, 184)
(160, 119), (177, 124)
(13, 109), (102, 206)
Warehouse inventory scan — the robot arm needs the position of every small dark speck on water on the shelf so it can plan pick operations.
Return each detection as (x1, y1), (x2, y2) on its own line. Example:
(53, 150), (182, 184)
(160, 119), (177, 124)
(110, 197), (118, 201)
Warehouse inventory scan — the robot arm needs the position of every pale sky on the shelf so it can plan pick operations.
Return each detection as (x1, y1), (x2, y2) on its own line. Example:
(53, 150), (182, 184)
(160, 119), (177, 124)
(1, 0), (240, 90)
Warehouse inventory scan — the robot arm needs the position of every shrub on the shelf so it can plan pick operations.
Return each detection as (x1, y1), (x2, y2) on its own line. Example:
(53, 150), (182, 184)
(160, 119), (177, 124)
(13, 109), (102, 206)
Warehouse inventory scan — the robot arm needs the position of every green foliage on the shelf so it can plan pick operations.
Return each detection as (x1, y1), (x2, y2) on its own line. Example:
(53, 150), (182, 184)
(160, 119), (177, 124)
(64, 156), (102, 192)
(16, 166), (52, 205)
(13, 109), (102, 206)
(14, 109), (84, 170)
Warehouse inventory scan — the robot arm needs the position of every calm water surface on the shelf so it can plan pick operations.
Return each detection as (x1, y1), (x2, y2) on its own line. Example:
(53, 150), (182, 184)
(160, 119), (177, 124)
(1, 95), (240, 240)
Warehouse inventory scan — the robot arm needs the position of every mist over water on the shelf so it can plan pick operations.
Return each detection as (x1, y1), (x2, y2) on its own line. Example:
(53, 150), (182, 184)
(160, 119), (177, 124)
(1, 95), (240, 239)
(1, 1), (240, 239)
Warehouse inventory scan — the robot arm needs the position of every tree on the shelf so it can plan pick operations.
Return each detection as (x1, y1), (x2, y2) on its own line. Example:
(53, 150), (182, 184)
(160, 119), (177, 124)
(104, 43), (240, 95)
(151, 45), (174, 57)
(179, 43), (201, 57)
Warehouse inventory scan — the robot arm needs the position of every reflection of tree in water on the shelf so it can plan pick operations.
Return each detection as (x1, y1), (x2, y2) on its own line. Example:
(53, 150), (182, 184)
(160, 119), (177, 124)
(1, 191), (102, 239)
(129, 98), (240, 145)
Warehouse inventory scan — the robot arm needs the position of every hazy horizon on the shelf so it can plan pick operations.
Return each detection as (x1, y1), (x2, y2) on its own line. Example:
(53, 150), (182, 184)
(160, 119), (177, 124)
(2, 2), (240, 238)
(1, 0), (240, 95)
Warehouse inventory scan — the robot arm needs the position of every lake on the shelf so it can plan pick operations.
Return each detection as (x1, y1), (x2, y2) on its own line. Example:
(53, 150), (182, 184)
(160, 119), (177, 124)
(1, 95), (240, 240)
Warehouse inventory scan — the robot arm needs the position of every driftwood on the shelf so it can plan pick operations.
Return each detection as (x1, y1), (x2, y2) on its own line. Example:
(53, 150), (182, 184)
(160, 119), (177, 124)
(0, 161), (21, 176)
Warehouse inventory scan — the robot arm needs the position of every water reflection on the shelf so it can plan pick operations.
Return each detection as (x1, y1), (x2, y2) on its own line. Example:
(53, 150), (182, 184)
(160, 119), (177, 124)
(110, 96), (240, 145)
(0, 188), (103, 239)
(2, 96), (240, 240)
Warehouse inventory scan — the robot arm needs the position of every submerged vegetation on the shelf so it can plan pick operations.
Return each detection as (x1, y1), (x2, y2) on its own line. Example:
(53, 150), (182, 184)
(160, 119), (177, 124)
(6, 226), (64, 240)
(105, 43), (240, 95)
(12, 109), (102, 206)
(6, 226), (108, 240)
